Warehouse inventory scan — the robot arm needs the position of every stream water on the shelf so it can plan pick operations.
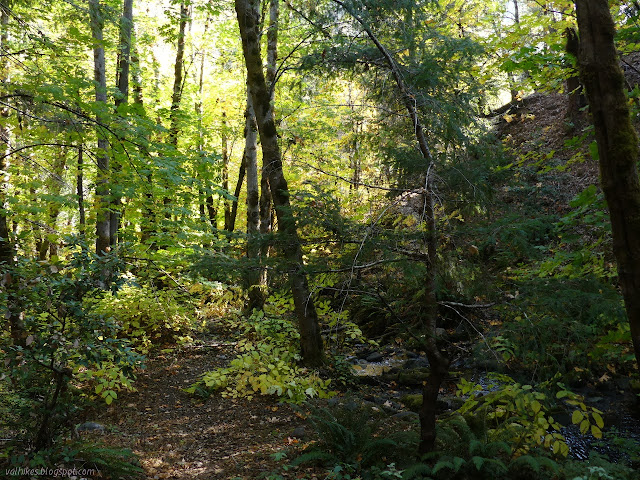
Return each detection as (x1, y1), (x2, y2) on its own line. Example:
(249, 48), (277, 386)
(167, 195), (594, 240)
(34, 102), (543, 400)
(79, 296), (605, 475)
(349, 352), (640, 463)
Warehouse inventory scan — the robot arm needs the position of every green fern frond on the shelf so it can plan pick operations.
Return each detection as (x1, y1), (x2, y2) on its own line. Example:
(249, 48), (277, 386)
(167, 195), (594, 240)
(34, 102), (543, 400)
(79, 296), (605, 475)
(401, 462), (434, 480)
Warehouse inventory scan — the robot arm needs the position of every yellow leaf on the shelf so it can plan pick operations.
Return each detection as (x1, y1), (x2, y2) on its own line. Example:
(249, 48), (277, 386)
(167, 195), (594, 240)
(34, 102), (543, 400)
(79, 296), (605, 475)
(572, 410), (584, 424)
(592, 412), (604, 429)
(580, 419), (590, 434)
(591, 425), (602, 439)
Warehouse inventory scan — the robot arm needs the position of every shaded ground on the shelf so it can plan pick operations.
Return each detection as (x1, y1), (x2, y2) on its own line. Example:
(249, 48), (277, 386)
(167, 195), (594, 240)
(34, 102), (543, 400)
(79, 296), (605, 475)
(86, 339), (311, 480)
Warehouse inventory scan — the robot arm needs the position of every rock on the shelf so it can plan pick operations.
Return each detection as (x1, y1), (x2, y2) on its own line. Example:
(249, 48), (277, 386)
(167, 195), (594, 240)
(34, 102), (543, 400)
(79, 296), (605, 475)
(397, 367), (430, 387)
(75, 422), (105, 434)
(291, 426), (306, 438)
(435, 327), (446, 336)
(393, 411), (419, 420)
(402, 357), (429, 370)
(365, 352), (384, 363)
(406, 351), (418, 359)
(400, 394), (422, 412)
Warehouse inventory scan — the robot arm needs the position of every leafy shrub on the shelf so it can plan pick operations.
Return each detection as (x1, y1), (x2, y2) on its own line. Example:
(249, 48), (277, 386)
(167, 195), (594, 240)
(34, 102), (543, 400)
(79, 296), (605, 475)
(188, 308), (333, 402)
(90, 284), (194, 353)
(0, 244), (142, 456)
(455, 374), (605, 457)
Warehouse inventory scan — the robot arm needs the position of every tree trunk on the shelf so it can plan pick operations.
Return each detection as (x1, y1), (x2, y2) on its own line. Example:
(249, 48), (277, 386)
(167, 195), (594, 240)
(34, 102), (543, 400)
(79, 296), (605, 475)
(575, 0), (640, 369)
(331, 0), (449, 453)
(165, 2), (187, 225)
(228, 156), (246, 232)
(565, 27), (586, 124)
(110, 0), (134, 246)
(235, 0), (324, 366)
(77, 146), (86, 239)
(89, 0), (111, 259)
(222, 111), (232, 231)
(245, 94), (263, 311)
(0, 1), (26, 347)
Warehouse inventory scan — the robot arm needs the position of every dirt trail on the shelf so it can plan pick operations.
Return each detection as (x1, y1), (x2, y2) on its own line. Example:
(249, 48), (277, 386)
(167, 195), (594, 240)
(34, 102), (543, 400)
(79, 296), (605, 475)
(88, 341), (302, 479)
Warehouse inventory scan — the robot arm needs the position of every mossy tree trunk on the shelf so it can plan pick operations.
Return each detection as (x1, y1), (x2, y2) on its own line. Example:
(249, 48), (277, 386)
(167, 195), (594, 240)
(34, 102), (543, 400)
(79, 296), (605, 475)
(235, 0), (324, 366)
(575, 0), (640, 369)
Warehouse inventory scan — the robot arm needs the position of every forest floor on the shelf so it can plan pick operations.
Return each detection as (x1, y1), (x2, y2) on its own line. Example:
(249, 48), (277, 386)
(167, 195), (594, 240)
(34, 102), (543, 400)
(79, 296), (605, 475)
(85, 336), (320, 480)
(87, 335), (316, 480)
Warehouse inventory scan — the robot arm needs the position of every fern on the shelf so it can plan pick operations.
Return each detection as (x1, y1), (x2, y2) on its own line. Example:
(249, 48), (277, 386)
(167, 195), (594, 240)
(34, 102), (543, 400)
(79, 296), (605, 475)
(401, 462), (434, 480)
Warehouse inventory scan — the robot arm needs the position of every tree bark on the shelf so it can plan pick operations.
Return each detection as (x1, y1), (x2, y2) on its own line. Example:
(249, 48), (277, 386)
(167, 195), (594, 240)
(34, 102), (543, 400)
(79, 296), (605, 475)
(89, 0), (111, 260)
(235, 0), (324, 366)
(575, 0), (640, 369)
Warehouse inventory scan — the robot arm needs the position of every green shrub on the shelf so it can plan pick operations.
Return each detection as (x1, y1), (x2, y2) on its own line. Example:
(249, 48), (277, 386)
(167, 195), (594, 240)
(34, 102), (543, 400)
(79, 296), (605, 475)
(90, 284), (194, 353)
(0, 244), (142, 456)
(188, 308), (333, 402)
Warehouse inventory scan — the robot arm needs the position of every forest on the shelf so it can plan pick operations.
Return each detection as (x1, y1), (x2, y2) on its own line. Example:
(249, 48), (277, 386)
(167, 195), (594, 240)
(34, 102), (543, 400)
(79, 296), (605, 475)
(1, 0), (640, 478)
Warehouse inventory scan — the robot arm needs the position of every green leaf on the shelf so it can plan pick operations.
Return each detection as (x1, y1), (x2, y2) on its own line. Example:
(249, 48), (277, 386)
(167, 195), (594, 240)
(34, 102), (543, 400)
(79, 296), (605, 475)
(591, 425), (602, 439)
(472, 456), (484, 471)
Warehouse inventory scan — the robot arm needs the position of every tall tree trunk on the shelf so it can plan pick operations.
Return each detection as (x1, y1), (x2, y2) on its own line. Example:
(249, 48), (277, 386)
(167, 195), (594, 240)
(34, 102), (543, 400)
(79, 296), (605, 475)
(89, 0), (111, 259)
(77, 146), (86, 239)
(165, 2), (187, 226)
(331, 0), (449, 453)
(221, 111), (232, 231)
(0, 1), (25, 347)
(228, 156), (246, 232)
(575, 0), (640, 369)
(110, 0), (134, 246)
(235, 0), (324, 366)
(245, 93), (263, 310)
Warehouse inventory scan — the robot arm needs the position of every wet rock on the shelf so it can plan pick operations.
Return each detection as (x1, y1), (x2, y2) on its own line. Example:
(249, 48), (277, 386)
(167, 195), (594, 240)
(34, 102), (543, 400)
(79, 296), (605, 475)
(397, 367), (430, 387)
(402, 357), (429, 370)
(366, 352), (384, 363)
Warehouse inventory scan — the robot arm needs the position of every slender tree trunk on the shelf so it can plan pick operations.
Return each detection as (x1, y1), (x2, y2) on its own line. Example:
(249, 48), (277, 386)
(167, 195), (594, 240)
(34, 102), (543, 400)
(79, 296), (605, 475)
(110, 0), (134, 246)
(235, 0), (324, 366)
(164, 2), (187, 225)
(77, 146), (86, 238)
(0, 1), (25, 347)
(245, 93), (263, 310)
(575, 0), (640, 369)
(228, 156), (246, 232)
(331, 0), (449, 453)
(89, 0), (111, 259)
(222, 111), (232, 231)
